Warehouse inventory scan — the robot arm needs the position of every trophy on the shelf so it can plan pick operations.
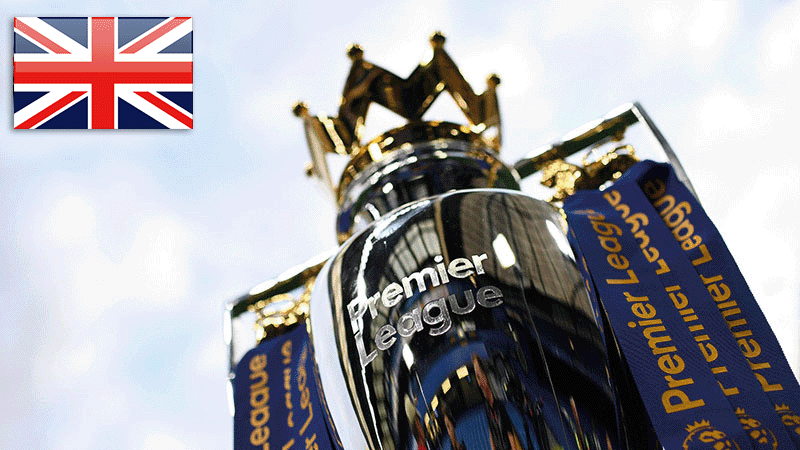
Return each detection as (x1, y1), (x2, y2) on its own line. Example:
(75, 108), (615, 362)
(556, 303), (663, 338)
(225, 33), (800, 450)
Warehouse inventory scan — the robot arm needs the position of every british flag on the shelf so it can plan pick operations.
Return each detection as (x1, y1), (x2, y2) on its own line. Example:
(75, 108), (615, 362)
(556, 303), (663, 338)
(13, 17), (193, 129)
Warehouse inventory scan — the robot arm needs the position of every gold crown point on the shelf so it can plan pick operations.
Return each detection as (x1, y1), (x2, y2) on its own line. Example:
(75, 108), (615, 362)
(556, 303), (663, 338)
(304, 162), (315, 177)
(292, 101), (309, 118)
(430, 31), (446, 48)
(685, 420), (711, 433)
(296, 33), (503, 200)
(347, 43), (364, 61)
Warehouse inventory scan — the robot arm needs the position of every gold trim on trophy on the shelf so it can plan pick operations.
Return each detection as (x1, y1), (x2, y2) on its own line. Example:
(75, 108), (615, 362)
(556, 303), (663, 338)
(540, 144), (638, 202)
(293, 31), (502, 203)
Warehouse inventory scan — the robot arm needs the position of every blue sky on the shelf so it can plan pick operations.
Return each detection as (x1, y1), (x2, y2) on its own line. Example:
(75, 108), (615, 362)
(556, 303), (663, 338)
(2, 1), (799, 449)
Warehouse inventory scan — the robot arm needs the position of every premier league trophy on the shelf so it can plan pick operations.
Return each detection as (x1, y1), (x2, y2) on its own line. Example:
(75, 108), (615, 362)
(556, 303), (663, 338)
(226, 33), (800, 450)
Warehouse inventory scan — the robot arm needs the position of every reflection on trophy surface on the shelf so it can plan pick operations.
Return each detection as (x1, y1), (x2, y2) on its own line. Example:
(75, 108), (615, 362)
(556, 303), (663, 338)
(312, 188), (626, 449)
(226, 32), (697, 450)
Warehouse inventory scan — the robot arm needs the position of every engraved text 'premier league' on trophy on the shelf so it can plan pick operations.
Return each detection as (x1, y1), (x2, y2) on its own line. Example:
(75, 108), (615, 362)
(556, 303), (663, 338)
(225, 33), (800, 450)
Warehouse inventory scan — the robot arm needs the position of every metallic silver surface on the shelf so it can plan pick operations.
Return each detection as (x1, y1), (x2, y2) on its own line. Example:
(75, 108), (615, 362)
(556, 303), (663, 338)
(311, 189), (626, 450)
(336, 135), (520, 240)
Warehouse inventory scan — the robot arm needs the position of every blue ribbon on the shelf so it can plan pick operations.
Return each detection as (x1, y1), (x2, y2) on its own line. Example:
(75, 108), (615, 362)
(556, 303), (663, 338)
(565, 188), (752, 450)
(233, 323), (339, 450)
(604, 173), (796, 449)
(565, 160), (800, 449)
(626, 161), (800, 447)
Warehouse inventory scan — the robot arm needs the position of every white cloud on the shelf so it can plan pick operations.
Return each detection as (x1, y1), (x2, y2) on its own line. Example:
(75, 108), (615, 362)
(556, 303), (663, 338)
(758, 0), (800, 80)
(45, 210), (195, 324)
(194, 333), (227, 377)
(695, 88), (754, 139)
(539, 0), (618, 40)
(719, 166), (800, 374)
(119, 217), (193, 307)
(32, 338), (97, 397)
(47, 195), (97, 245)
(764, 29), (798, 73)
(140, 430), (190, 450)
(649, 3), (679, 38)
(690, 0), (736, 50)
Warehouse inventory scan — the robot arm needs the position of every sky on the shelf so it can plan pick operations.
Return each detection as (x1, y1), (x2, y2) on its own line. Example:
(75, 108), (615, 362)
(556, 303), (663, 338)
(1, 1), (799, 449)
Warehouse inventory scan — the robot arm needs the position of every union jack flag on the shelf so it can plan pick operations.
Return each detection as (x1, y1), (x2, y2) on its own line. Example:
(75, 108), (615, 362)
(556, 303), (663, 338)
(13, 17), (193, 129)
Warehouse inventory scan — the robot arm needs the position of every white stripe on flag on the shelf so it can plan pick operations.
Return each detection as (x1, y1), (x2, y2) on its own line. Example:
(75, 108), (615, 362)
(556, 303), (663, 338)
(116, 18), (192, 59)
(13, 87), (89, 128)
(117, 89), (190, 129)
(14, 17), (89, 57)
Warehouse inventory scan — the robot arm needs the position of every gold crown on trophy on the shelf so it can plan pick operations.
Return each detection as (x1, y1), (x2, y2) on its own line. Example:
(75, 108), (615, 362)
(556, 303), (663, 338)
(293, 31), (502, 201)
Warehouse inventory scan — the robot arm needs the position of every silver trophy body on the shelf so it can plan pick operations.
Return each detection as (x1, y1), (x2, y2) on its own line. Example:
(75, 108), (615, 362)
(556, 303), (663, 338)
(310, 136), (625, 450)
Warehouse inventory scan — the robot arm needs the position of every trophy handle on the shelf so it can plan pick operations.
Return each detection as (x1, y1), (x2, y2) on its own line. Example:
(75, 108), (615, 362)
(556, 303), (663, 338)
(224, 249), (335, 380)
(513, 102), (697, 201)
